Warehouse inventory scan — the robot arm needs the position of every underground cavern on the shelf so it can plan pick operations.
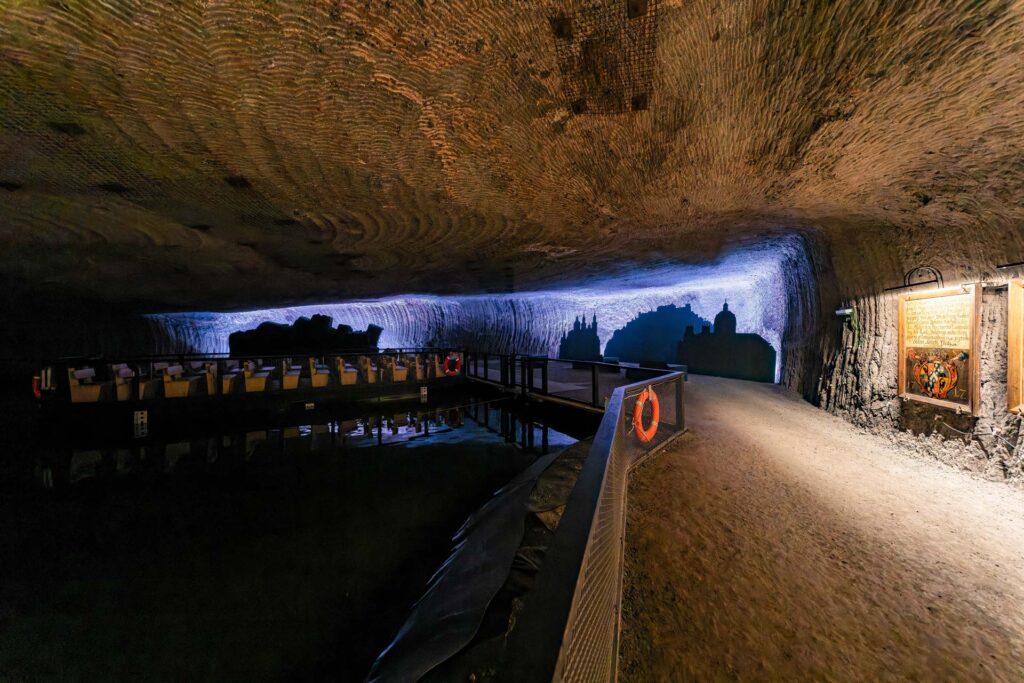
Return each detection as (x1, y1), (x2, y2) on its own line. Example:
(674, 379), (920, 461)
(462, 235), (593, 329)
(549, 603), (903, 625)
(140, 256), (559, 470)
(2, 1), (1024, 681)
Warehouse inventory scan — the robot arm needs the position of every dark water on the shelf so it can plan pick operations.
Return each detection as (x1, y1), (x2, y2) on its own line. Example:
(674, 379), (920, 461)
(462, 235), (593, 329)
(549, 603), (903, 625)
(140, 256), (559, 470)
(0, 393), (582, 681)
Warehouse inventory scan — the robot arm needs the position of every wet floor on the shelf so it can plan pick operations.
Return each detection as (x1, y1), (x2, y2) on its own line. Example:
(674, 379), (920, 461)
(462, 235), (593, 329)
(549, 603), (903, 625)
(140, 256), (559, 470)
(0, 393), (583, 681)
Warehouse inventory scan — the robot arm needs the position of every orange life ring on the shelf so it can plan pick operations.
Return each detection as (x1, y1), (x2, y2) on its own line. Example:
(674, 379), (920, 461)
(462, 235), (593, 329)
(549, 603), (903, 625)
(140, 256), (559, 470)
(443, 353), (462, 376)
(632, 385), (660, 443)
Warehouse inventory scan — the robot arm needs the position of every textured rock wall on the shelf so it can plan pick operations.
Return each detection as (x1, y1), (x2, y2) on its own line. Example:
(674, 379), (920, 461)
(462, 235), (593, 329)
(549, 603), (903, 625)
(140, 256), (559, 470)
(2, 1), (1022, 312)
(778, 232), (834, 399)
(149, 279), (785, 365)
(0, 283), (179, 362)
(146, 236), (814, 377)
(0, 234), (822, 394)
(816, 285), (1024, 480)
(0, 284), (178, 396)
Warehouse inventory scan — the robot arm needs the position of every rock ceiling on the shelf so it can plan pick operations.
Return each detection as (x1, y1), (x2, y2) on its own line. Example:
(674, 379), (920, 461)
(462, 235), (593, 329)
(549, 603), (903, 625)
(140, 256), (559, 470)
(1, 0), (1023, 312)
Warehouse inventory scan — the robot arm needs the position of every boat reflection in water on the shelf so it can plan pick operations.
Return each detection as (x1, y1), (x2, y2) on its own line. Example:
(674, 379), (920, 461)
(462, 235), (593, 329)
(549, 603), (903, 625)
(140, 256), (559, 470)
(5, 393), (584, 682)
(36, 396), (577, 492)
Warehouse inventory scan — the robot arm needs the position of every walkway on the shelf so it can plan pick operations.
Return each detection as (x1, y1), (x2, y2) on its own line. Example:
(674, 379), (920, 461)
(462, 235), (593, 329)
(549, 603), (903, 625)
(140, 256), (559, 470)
(621, 376), (1024, 681)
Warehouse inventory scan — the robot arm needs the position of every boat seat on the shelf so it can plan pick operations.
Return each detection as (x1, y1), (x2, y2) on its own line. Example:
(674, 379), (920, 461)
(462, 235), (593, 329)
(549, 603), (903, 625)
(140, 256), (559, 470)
(281, 359), (302, 390)
(138, 362), (169, 400)
(308, 358), (330, 388)
(334, 357), (359, 386)
(402, 354), (421, 382)
(182, 361), (212, 392)
(385, 356), (408, 383)
(430, 354), (445, 379)
(358, 356), (379, 384)
(67, 367), (109, 403)
(183, 360), (206, 376)
(243, 361), (270, 393)
(163, 364), (203, 398)
(202, 362), (218, 395)
(221, 360), (242, 394)
(416, 354), (428, 381)
(109, 363), (135, 401)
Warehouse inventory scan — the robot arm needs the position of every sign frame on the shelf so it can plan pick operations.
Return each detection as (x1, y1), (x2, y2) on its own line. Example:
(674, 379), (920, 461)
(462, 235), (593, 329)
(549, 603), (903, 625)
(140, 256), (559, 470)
(897, 284), (981, 414)
(1009, 279), (1024, 413)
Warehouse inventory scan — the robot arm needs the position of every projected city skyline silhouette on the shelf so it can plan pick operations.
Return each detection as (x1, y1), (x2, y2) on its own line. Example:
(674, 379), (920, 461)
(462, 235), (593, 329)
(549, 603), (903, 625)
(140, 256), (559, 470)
(602, 304), (709, 364)
(677, 302), (776, 382)
(556, 301), (776, 383)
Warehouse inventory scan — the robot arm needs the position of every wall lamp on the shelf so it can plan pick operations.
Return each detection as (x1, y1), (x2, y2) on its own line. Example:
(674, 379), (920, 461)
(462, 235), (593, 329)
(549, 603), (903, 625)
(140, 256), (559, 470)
(883, 266), (945, 293)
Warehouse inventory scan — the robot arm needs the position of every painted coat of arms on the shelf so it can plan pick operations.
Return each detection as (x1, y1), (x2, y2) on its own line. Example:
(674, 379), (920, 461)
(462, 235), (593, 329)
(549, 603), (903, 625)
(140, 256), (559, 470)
(906, 349), (969, 402)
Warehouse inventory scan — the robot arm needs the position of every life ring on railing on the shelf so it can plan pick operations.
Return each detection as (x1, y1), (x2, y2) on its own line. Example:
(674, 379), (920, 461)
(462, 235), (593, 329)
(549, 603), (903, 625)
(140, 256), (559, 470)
(443, 353), (462, 376)
(632, 385), (660, 443)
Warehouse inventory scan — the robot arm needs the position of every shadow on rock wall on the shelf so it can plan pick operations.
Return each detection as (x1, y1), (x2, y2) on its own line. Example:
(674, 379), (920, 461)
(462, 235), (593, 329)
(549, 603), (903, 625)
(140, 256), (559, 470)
(229, 315), (383, 356)
(677, 303), (776, 383)
(603, 304), (709, 364)
(557, 314), (602, 362)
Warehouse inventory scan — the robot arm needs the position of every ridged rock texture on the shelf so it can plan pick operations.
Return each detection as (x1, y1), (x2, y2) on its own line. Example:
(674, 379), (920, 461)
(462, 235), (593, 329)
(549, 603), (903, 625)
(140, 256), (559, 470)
(2, 1), (1024, 472)
(817, 287), (1024, 481)
(149, 236), (808, 384)
(2, 0), (1022, 312)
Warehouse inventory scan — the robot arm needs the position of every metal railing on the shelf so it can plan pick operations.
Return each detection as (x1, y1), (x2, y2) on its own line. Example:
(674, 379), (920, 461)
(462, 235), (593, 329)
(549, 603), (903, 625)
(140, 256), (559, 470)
(501, 369), (686, 682)
(464, 352), (677, 411)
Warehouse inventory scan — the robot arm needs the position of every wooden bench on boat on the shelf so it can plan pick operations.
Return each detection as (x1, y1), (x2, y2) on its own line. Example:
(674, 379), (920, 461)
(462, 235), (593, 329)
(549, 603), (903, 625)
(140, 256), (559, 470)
(243, 360), (271, 393)
(67, 367), (108, 403)
(334, 356), (359, 386)
(163, 364), (204, 398)
(308, 357), (331, 388)
(358, 356), (379, 384)
(280, 358), (302, 390)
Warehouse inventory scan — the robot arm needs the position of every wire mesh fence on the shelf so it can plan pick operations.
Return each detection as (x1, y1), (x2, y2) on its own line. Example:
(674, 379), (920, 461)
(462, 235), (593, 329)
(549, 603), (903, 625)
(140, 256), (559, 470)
(502, 369), (685, 682)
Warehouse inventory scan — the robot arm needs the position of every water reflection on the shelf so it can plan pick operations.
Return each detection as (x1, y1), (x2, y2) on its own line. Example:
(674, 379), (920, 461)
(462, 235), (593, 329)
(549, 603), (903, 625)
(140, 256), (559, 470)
(36, 397), (576, 492)
(6, 393), (585, 681)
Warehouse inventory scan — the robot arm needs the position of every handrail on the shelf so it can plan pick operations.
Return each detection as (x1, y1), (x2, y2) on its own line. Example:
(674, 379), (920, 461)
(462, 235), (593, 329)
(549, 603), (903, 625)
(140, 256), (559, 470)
(464, 352), (678, 411)
(552, 356), (675, 373)
(501, 370), (686, 682)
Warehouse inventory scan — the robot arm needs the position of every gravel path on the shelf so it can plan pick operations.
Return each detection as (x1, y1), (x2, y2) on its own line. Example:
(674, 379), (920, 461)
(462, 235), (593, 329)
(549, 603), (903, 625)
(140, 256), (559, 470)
(621, 375), (1024, 682)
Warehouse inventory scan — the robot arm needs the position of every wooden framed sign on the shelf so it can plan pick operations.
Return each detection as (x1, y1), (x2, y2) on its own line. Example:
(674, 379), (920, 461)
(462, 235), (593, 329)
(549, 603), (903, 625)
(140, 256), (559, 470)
(897, 285), (980, 414)
(1008, 279), (1024, 413)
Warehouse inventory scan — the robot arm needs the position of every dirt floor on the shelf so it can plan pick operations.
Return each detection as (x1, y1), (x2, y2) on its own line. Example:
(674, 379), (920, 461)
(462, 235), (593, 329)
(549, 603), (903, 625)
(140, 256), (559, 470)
(621, 375), (1024, 682)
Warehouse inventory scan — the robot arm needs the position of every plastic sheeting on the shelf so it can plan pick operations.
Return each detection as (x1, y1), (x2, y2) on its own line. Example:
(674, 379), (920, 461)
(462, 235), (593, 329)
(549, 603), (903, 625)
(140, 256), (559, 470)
(366, 450), (562, 682)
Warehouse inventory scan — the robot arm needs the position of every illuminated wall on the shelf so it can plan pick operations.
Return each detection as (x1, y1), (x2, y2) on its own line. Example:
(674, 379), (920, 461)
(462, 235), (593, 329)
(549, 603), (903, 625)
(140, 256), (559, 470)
(150, 237), (810, 382)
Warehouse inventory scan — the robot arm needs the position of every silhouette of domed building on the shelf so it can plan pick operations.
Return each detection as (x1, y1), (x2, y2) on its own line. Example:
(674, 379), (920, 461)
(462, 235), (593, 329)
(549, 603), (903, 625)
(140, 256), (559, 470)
(713, 301), (737, 335)
(558, 314), (602, 362)
(676, 302), (775, 382)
